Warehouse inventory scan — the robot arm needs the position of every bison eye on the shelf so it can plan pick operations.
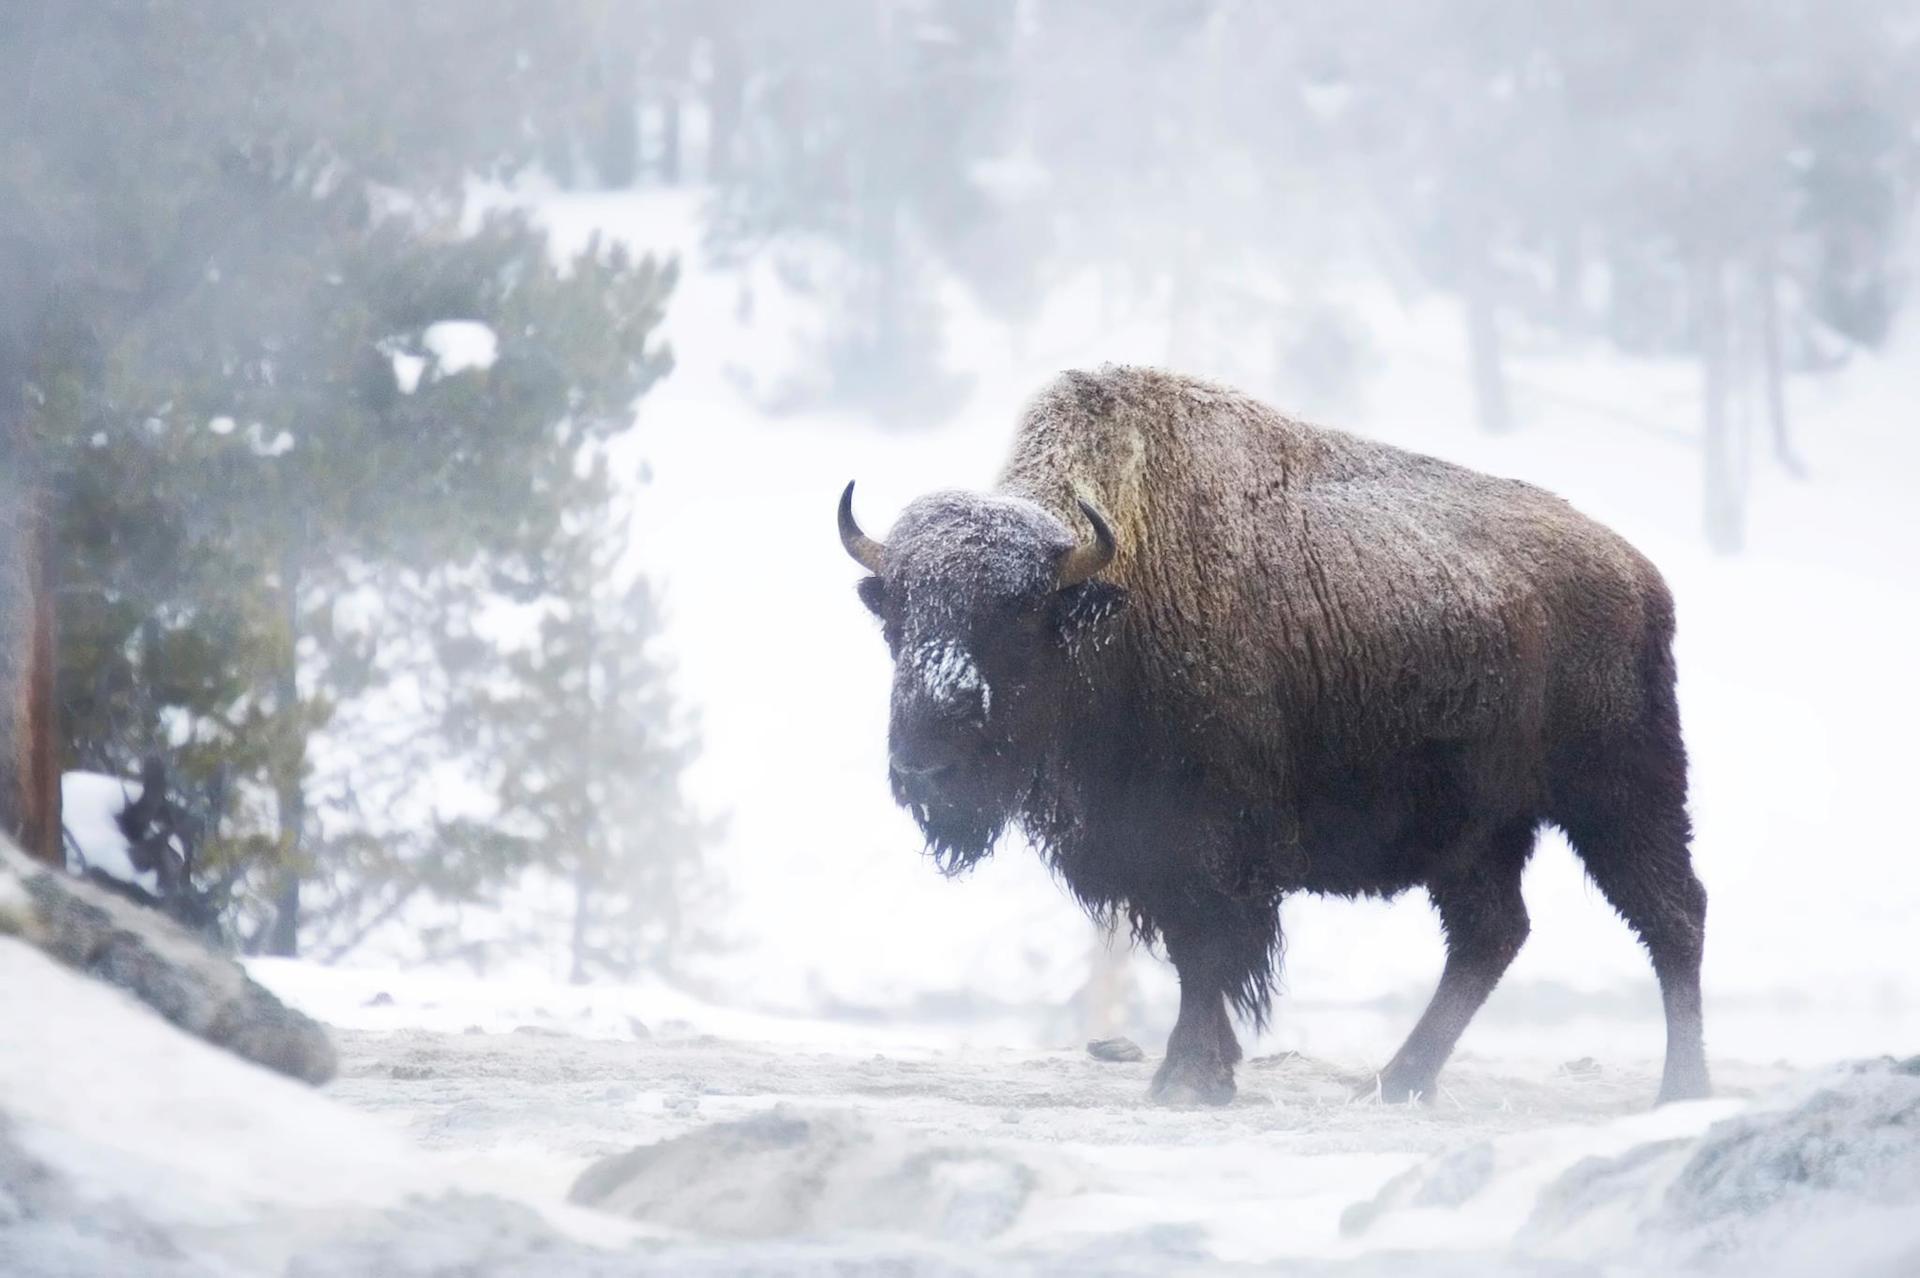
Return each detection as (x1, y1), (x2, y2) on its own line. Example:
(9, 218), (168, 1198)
(1053, 579), (1128, 640)
(855, 575), (886, 617)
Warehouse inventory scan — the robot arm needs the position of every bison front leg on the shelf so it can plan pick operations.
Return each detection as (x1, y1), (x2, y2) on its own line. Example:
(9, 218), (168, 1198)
(1150, 974), (1239, 1106)
(1149, 908), (1274, 1107)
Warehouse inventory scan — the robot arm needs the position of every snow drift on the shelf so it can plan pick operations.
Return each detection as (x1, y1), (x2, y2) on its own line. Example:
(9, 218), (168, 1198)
(570, 1107), (1045, 1243)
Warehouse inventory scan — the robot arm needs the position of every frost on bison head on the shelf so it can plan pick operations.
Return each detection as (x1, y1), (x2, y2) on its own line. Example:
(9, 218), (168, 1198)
(839, 482), (1124, 874)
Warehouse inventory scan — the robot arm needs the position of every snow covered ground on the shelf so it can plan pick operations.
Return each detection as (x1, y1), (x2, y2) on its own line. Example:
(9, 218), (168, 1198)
(15, 943), (1918, 1276)
(256, 959), (1781, 1252)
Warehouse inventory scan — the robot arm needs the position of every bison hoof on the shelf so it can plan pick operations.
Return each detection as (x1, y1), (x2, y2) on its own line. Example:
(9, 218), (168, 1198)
(1149, 1056), (1236, 1107)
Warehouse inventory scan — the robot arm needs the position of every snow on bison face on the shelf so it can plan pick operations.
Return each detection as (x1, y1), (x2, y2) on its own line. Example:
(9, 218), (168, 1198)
(838, 484), (1125, 872)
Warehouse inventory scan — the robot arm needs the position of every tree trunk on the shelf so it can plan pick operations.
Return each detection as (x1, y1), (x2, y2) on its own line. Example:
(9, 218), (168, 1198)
(1552, 226), (1582, 332)
(1463, 249), (1515, 435)
(597, 85), (639, 189)
(1163, 265), (1196, 369)
(569, 862), (592, 986)
(1758, 250), (1806, 479)
(542, 133), (578, 192)
(0, 398), (60, 865)
(1, 177), (61, 865)
(570, 601), (601, 985)
(1698, 257), (1746, 554)
(29, 525), (56, 862)
(261, 553), (305, 957)
(705, 21), (744, 183)
(658, 97), (681, 186)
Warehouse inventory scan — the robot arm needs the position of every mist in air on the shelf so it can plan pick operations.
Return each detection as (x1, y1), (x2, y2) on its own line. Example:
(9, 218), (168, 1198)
(2, 3), (1917, 1275)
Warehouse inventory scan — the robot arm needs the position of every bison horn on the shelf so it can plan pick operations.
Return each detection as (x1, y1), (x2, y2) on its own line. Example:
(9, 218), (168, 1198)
(838, 481), (886, 574)
(1057, 498), (1118, 587)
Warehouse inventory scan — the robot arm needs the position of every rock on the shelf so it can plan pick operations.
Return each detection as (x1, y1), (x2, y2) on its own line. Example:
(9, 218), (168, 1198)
(364, 991), (396, 1007)
(0, 838), (334, 1084)
(0, 937), (626, 1276)
(1555, 1057), (1602, 1078)
(627, 1016), (651, 1041)
(0, 1108), (643, 1278)
(1524, 1058), (1920, 1274)
(569, 1106), (1039, 1243)
(1343, 1142), (1496, 1236)
(1634, 1059), (1920, 1268)
(1086, 1036), (1145, 1063)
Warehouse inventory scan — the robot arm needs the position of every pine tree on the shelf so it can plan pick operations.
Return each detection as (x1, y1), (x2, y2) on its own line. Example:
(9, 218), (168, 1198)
(48, 188), (677, 952)
(8, 3), (689, 951)
(448, 463), (716, 982)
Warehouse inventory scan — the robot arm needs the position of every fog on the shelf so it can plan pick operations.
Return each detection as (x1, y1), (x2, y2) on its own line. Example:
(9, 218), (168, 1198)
(3, 3), (1918, 1275)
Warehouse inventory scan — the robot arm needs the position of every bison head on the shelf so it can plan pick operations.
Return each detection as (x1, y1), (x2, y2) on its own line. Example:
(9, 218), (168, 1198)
(839, 483), (1126, 872)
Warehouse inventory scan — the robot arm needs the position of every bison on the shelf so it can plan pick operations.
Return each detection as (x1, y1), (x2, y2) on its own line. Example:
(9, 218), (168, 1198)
(838, 365), (1708, 1107)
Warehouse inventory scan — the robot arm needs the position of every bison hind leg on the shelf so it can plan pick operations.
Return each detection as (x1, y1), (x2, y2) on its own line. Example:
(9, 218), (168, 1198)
(1554, 732), (1709, 1104)
(1374, 819), (1537, 1104)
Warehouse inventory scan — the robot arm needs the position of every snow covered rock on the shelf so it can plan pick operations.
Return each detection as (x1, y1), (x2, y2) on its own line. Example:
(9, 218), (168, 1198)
(0, 930), (660, 1277)
(1341, 1141), (1497, 1235)
(0, 837), (335, 1084)
(1346, 1058), (1920, 1276)
(569, 1107), (1042, 1243)
(1086, 1036), (1145, 1063)
(1340, 1096), (1740, 1255)
(1527, 1057), (1920, 1276)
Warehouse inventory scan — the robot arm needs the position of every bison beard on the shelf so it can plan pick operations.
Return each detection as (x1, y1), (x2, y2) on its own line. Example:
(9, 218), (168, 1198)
(841, 365), (1712, 1110)
(900, 782), (1011, 877)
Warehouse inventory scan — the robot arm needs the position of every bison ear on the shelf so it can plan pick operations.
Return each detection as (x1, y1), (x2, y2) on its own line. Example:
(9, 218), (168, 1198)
(855, 575), (887, 617)
(1054, 579), (1127, 640)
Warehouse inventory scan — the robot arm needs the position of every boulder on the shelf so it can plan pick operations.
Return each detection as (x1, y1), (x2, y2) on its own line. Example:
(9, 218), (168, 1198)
(0, 837), (335, 1083)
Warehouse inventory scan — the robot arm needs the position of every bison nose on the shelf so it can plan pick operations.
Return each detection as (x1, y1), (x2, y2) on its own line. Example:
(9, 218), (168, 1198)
(889, 749), (954, 800)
